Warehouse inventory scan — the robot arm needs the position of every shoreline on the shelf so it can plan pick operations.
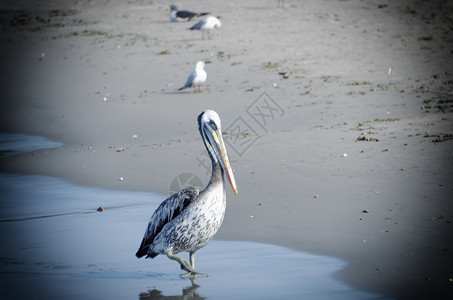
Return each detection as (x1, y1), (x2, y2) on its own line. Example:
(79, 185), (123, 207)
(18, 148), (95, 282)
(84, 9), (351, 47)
(1, 117), (452, 298)
(1, 0), (453, 298)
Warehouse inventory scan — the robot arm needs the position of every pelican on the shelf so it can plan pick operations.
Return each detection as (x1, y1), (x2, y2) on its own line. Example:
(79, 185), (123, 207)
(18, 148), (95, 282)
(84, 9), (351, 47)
(136, 110), (238, 277)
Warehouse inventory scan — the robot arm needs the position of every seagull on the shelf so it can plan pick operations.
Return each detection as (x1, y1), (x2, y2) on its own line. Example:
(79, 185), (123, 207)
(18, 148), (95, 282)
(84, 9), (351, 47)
(178, 61), (207, 93)
(136, 110), (238, 277)
(189, 16), (221, 40)
(169, 5), (209, 22)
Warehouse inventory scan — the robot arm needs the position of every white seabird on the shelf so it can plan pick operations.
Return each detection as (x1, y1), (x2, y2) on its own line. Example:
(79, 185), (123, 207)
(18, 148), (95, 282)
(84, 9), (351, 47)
(169, 5), (209, 22)
(178, 61), (207, 93)
(189, 16), (221, 40)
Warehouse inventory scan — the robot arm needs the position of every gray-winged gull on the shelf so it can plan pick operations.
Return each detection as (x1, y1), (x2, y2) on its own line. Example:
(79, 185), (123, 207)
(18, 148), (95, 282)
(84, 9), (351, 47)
(189, 16), (221, 40)
(169, 5), (209, 22)
(178, 61), (207, 93)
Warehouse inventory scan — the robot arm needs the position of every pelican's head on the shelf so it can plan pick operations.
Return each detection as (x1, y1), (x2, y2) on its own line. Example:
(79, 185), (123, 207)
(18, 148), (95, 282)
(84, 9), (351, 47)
(198, 110), (238, 194)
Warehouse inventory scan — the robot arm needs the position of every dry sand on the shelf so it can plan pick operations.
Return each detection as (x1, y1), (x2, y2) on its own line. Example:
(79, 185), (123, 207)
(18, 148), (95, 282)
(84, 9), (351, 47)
(1, 0), (452, 298)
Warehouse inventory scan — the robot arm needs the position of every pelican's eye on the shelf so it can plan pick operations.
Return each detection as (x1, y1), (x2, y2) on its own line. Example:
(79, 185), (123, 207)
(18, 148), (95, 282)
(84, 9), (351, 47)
(208, 120), (218, 131)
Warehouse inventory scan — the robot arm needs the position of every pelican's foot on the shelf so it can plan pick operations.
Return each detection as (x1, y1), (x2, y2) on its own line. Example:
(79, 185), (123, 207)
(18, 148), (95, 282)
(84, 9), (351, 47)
(180, 272), (208, 278)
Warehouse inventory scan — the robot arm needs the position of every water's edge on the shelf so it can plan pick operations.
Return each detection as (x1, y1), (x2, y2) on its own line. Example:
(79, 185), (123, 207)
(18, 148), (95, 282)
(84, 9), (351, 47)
(0, 133), (391, 299)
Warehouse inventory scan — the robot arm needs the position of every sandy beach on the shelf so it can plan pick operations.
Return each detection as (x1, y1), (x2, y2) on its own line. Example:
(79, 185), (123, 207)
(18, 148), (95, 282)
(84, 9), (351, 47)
(1, 0), (452, 298)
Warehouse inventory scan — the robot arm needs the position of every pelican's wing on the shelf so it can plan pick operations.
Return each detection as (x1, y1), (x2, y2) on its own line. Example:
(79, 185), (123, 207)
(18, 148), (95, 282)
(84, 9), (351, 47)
(135, 186), (200, 258)
(178, 70), (197, 90)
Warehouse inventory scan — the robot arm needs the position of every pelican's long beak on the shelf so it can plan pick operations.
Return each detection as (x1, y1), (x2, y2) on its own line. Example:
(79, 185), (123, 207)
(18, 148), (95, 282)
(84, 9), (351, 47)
(208, 126), (238, 194)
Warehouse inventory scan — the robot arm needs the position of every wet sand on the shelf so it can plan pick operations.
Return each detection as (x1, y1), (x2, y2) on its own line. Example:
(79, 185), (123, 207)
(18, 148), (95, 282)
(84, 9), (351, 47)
(0, 172), (388, 299)
(1, 0), (453, 298)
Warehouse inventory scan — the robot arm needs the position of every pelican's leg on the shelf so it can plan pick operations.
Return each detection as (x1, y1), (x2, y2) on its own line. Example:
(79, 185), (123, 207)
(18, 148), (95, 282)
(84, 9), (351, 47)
(198, 85), (202, 92)
(167, 251), (195, 272)
(167, 251), (207, 278)
(167, 251), (199, 277)
(183, 251), (207, 278)
(189, 251), (196, 268)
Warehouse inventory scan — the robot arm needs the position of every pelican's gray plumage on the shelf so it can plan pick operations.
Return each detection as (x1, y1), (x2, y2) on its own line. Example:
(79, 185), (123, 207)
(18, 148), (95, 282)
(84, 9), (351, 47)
(136, 110), (238, 277)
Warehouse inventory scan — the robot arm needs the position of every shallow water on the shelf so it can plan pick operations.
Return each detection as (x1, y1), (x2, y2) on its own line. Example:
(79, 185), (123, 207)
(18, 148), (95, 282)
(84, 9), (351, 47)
(0, 134), (391, 299)
(0, 173), (391, 300)
(0, 133), (62, 158)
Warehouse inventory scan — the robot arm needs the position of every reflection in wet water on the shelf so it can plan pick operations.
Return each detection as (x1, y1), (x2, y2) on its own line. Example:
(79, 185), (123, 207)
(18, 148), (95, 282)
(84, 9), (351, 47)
(140, 278), (205, 300)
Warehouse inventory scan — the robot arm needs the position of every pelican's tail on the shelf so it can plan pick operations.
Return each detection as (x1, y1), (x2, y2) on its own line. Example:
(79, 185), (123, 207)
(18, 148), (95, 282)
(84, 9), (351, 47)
(135, 239), (149, 258)
(135, 238), (158, 258)
(197, 12), (209, 17)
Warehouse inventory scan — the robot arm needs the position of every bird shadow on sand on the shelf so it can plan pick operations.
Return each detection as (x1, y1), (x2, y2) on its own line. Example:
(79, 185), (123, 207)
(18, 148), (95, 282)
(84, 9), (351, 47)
(161, 90), (208, 95)
(139, 277), (205, 300)
(149, 20), (174, 24)
(161, 90), (190, 94)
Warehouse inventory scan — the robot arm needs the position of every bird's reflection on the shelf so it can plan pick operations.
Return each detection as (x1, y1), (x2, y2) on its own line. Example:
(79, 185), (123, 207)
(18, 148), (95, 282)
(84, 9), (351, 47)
(139, 277), (205, 300)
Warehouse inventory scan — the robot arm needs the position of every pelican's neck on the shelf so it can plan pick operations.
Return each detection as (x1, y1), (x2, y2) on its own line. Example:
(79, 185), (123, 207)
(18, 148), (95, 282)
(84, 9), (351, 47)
(199, 117), (225, 192)
(202, 129), (223, 188)
(207, 159), (223, 189)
